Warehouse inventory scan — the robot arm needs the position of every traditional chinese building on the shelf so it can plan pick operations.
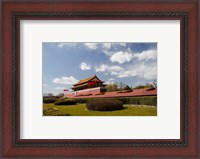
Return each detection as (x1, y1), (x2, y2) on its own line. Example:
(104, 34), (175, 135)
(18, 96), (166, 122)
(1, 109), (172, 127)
(64, 75), (157, 98)
(65, 75), (107, 97)
(72, 75), (106, 91)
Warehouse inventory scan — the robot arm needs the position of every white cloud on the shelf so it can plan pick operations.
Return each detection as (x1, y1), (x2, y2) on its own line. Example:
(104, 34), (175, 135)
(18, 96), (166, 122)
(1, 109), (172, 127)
(117, 62), (157, 79)
(84, 43), (98, 50)
(101, 43), (127, 56)
(95, 62), (157, 80)
(108, 78), (115, 81)
(109, 66), (124, 75)
(102, 43), (126, 50)
(95, 64), (109, 72)
(138, 62), (157, 79)
(110, 51), (134, 64)
(106, 78), (116, 85)
(118, 43), (126, 47)
(95, 64), (124, 73)
(43, 84), (47, 87)
(80, 62), (91, 70)
(54, 87), (67, 90)
(107, 49), (157, 64)
(58, 43), (65, 48)
(134, 50), (157, 61)
(53, 76), (78, 85)
(102, 43), (112, 50)
(57, 43), (76, 48)
(118, 70), (133, 78)
(95, 64), (124, 76)
(82, 43), (128, 56)
(108, 66), (121, 72)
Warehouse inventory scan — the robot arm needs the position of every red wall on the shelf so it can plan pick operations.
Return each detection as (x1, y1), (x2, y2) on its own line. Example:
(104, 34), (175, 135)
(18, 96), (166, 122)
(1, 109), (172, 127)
(65, 87), (102, 97)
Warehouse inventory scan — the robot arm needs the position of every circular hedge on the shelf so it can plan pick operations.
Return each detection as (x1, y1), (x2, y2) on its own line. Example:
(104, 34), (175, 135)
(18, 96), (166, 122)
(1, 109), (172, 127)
(54, 98), (77, 105)
(86, 99), (123, 111)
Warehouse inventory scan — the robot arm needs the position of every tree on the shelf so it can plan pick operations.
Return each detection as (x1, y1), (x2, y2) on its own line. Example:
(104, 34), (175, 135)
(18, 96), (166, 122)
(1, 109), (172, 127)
(124, 85), (131, 90)
(47, 93), (53, 97)
(133, 85), (145, 89)
(133, 82), (155, 90)
(43, 93), (48, 97)
(106, 83), (118, 92)
(153, 81), (157, 88)
(118, 82), (126, 91)
(58, 93), (64, 98)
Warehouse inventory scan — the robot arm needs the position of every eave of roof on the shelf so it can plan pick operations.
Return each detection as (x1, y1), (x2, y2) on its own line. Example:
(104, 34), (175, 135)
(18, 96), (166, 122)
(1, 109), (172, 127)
(73, 75), (103, 86)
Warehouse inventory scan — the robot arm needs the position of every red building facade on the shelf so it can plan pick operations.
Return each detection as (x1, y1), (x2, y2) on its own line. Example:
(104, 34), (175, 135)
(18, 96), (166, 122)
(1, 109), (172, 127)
(64, 75), (157, 98)
(65, 75), (107, 97)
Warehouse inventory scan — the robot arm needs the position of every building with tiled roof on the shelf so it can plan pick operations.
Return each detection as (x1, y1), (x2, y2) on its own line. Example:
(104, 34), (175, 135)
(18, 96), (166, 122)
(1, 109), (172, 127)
(64, 75), (157, 98)
(71, 75), (106, 92)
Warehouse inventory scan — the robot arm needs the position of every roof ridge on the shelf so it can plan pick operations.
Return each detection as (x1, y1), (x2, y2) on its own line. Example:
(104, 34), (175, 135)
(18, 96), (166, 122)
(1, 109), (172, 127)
(73, 75), (100, 86)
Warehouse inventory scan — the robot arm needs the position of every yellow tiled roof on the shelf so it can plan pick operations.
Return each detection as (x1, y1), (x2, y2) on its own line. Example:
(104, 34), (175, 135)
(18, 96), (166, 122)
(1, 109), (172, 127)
(73, 75), (103, 86)
(72, 83), (88, 88)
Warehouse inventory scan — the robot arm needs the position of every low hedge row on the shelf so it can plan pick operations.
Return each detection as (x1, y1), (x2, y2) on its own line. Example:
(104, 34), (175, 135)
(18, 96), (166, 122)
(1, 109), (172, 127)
(43, 97), (59, 103)
(73, 98), (91, 103)
(74, 96), (157, 106)
(54, 98), (77, 105)
(86, 99), (123, 111)
(118, 96), (157, 106)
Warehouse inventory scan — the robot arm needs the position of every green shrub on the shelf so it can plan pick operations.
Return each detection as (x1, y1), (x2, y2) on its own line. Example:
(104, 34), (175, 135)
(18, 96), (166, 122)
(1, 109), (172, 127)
(74, 98), (116, 104)
(54, 98), (77, 105)
(133, 85), (153, 89)
(86, 99), (123, 111)
(118, 96), (157, 106)
(82, 93), (92, 96)
(43, 97), (58, 103)
(73, 96), (157, 106)
(43, 108), (71, 116)
(73, 98), (90, 103)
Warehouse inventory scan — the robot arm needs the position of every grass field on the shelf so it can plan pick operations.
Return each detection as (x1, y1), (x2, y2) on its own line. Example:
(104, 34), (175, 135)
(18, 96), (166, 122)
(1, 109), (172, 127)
(43, 103), (157, 116)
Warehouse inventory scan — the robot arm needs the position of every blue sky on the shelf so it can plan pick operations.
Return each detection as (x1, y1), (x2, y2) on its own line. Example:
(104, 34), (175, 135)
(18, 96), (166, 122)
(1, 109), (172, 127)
(43, 42), (157, 95)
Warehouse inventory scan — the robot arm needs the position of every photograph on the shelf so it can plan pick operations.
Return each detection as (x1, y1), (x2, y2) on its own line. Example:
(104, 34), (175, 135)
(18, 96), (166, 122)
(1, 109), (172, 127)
(43, 42), (157, 116)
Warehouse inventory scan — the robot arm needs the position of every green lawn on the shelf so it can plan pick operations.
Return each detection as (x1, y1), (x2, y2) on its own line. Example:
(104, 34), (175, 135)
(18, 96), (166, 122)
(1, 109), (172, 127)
(43, 103), (157, 116)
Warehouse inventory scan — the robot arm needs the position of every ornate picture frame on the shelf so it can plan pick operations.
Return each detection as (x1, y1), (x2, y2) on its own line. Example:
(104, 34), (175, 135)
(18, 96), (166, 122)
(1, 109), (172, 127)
(1, 0), (199, 158)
